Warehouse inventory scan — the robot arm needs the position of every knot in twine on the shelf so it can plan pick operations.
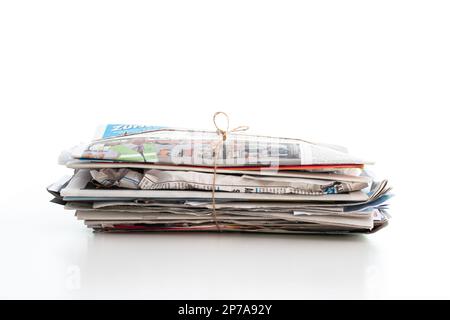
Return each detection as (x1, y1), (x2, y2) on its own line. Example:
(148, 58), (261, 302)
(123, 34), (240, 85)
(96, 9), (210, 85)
(211, 112), (249, 231)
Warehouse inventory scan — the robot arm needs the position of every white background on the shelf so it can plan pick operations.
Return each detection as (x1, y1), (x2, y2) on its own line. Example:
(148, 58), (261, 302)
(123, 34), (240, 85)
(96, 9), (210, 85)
(0, 1), (449, 299)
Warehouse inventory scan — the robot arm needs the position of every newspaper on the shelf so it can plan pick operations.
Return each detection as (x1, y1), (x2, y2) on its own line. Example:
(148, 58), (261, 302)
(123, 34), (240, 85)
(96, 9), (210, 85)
(67, 160), (370, 182)
(61, 169), (369, 202)
(68, 125), (371, 167)
(89, 168), (368, 195)
(48, 122), (391, 235)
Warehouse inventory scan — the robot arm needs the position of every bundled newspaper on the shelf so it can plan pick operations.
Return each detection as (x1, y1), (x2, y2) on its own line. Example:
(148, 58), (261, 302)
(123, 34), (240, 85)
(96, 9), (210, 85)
(48, 121), (392, 234)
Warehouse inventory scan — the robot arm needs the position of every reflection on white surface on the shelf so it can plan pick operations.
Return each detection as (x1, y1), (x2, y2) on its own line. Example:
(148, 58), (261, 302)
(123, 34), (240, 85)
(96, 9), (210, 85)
(69, 232), (381, 299)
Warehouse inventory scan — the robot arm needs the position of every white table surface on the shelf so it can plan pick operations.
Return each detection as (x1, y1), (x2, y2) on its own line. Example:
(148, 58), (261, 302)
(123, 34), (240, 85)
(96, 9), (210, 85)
(1, 1), (449, 299)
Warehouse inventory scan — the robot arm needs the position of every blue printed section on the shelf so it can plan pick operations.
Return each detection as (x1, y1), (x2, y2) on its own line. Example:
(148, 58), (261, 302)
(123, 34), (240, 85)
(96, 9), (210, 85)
(102, 124), (166, 138)
(344, 194), (393, 212)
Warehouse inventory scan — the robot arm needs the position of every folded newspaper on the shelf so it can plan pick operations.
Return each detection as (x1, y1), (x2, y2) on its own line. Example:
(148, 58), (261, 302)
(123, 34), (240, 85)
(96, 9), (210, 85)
(48, 122), (392, 234)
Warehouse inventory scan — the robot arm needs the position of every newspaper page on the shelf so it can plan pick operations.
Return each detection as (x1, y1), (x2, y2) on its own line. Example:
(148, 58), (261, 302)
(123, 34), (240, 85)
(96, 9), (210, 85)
(70, 125), (370, 167)
(90, 168), (368, 195)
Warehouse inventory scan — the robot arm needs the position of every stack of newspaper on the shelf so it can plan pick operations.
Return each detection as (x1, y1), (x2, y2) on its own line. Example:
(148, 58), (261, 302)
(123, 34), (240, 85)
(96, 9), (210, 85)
(48, 123), (392, 234)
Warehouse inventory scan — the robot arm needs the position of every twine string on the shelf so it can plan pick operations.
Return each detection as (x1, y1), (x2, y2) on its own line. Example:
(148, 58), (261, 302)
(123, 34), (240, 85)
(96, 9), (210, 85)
(211, 112), (249, 231)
